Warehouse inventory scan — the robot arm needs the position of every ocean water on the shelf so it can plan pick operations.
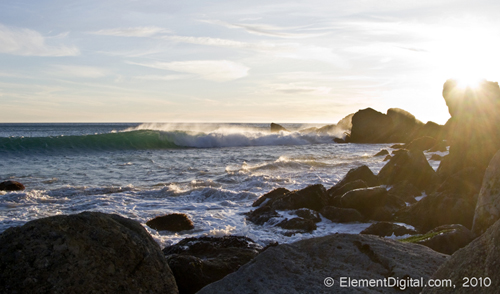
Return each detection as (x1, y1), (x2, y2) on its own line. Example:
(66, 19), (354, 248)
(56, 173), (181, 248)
(0, 123), (443, 247)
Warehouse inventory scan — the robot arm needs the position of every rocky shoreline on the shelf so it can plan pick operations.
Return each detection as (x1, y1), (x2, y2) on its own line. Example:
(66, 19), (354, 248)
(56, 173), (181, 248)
(1, 79), (500, 293)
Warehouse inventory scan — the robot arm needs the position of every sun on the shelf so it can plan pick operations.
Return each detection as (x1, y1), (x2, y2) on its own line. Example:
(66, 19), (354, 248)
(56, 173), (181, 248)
(455, 75), (484, 89)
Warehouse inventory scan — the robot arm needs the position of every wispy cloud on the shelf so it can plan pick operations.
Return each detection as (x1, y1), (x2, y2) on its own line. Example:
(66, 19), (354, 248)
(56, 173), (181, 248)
(270, 83), (332, 95)
(0, 24), (79, 56)
(89, 26), (171, 37)
(202, 20), (327, 39)
(128, 60), (249, 82)
(50, 65), (109, 78)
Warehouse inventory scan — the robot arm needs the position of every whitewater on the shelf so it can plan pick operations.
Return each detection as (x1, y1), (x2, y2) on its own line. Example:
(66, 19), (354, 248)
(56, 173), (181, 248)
(0, 123), (444, 247)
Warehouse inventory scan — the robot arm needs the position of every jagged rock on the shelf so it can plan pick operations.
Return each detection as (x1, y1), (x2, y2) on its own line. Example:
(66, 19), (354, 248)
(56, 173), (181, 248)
(387, 108), (423, 142)
(198, 234), (447, 294)
(293, 208), (321, 223)
(472, 150), (500, 235)
(360, 221), (417, 237)
(320, 206), (364, 223)
(378, 149), (437, 192)
(252, 188), (290, 207)
(374, 149), (389, 157)
(0, 212), (178, 294)
(416, 224), (475, 255)
(387, 181), (422, 203)
(146, 213), (194, 232)
(340, 187), (405, 221)
(327, 179), (368, 207)
(0, 180), (25, 191)
(270, 184), (328, 212)
(405, 136), (437, 151)
(246, 206), (279, 225)
(270, 123), (288, 133)
(422, 218), (500, 293)
(163, 236), (261, 294)
(384, 155), (392, 161)
(276, 218), (316, 232)
(350, 108), (395, 143)
(328, 165), (379, 197)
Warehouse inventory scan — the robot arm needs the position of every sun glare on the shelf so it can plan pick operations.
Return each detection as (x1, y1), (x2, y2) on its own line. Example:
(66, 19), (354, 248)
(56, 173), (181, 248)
(455, 75), (484, 89)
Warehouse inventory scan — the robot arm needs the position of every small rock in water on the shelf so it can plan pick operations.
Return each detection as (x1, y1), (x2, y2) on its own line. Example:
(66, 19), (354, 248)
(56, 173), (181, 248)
(146, 213), (194, 232)
(0, 180), (25, 191)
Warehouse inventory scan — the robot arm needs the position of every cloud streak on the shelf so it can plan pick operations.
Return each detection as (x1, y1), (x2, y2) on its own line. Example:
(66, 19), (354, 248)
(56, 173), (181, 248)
(89, 26), (171, 37)
(128, 60), (249, 82)
(0, 24), (79, 56)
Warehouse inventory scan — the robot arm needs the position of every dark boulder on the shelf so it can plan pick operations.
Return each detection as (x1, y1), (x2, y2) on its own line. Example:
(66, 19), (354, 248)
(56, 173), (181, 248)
(414, 224), (475, 255)
(0, 180), (25, 191)
(411, 121), (445, 141)
(276, 217), (317, 232)
(336, 113), (354, 131)
(270, 184), (328, 212)
(0, 212), (178, 294)
(270, 123), (288, 133)
(327, 179), (368, 207)
(328, 165), (379, 196)
(198, 234), (447, 294)
(387, 108), (423, 142)
(378, 149), (437, 192)
(405, 136), (437, 152)
(350, 108), (395, 143)
(340, 186), (405, 221)
(320, 206), (364, 223)
(428, 140), (448, 152)
(146, 213), (194, 232)
(387, 181), (422, 203)
(360, 221), (417, 237)
(293, 208), (321, 223)
(163, 236), (261, 294)
(246, 205), (279, 225)
(252, 188), (290, 207)
(422, 218), (500, 293)
(472, 150), (500, 235)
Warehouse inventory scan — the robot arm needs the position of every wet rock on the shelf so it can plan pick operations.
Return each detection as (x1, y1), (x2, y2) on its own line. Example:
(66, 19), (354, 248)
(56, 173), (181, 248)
(0, 212), (178, 294)
(360, 221), (417, 237)
(473, 150), (500, 235)
(270, 184), (328, 212)
(327, 179), (368, 206)
(276, 218), (316, 232)
(328, 165), (379, 196)
(163, 236), (261, 294)
(384, 155), (392, 161)
(246, 206), (279, 225)
(198, 234), (447, 294)
(422, 218), (500, 293)
(388, 181), (422, 203)
(378, 149), (437, 192)
(293, 208), (321, 223)
(146, 213), (194, 232)
(374, 149), (389, 157)
(0, 180), (25, 191)
(270, 123), (288, 133)
(320, 206), (364, 223)
(340, 186), (405, 221)
(415, 224), (475, 255)
(252, 188), (290, 207)
(350, 108), (395, 143)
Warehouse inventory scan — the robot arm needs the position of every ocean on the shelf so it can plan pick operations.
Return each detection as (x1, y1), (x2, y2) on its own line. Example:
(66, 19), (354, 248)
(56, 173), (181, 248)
(0, 123), (443, 247)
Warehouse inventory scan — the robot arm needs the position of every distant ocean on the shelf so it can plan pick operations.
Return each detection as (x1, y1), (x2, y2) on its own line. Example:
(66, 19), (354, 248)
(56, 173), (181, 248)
(0, 123), (442, 247)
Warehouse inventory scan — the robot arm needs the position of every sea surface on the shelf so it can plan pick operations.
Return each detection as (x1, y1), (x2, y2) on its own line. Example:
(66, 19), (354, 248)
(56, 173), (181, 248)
(0, 123), (444, 247)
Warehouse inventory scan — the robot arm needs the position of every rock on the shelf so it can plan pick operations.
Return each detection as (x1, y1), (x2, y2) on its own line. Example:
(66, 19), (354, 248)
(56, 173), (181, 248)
(163, 236), (261, 294)
(391, 144), (405, 149)
(336, 113), (354, 131)
(437, 79), (500, 179)
(276, 218), (316, 232)
(378, 149), (437, 192)
(0, 212), (178, 294)
(320, 206), (364, 223)
(0, 180), (25, 191)
(411, 121), (445, 141)
(360, 221), (417, 237)
(472, 150), (500, 235)
(340, 187), (405, 221)
(384, 155), (392, 161)
(422, 218), (500, 293)
(328, 165), (379, 196)
(327, 179), (368, 206)
(270, 123), (288, 133)
(405, 136), (437, 152)
(374, 149), (389, 157)
(350, 108), (395, 143)
(198, 234), (447, 294)
(252, 188), (290, 207)
(333, 137), (346, 143)
(270, 184), (328, 212)
(387, 181), (422, 203)
(293, 208), (321, 223)
(146, 213), (194, 232)
(387, 108), (423, 142)
(396, 168), (482, 232)
(414, 224), (475, 255)
(246, 205), (279, 225)
(428, 140), (448, 152)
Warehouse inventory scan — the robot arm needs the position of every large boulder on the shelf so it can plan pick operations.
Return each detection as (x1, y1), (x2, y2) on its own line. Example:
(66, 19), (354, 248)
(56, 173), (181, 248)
(270, 123), (288, 133)
(198, 234), (447, 294)
(146, 213), (194, 232)
(0, 212), (178, 294)
(437, 79), (500, 179)
(378, 149), (437, 192)
(387, 108), (423, 142)
(405, 136), (437, 152)
(0, 180), (25, 191)
(327, 165), (379, 196)
(360, 221), (417, 237)
(270, 184), (328, 212)
(163, 236), (261, 294)
(320, 206), (364, 223)
(414, 224), (475, 255)
(422, 218), (500, 293)
(350, 108), (395, 143)
(472, 150), (500, 235)
(252, 188), (290, 207)
(340, 187), (405, 221)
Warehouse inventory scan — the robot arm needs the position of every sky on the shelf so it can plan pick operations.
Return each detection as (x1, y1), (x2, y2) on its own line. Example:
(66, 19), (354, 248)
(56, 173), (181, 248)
(1, 0), (500, 124)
